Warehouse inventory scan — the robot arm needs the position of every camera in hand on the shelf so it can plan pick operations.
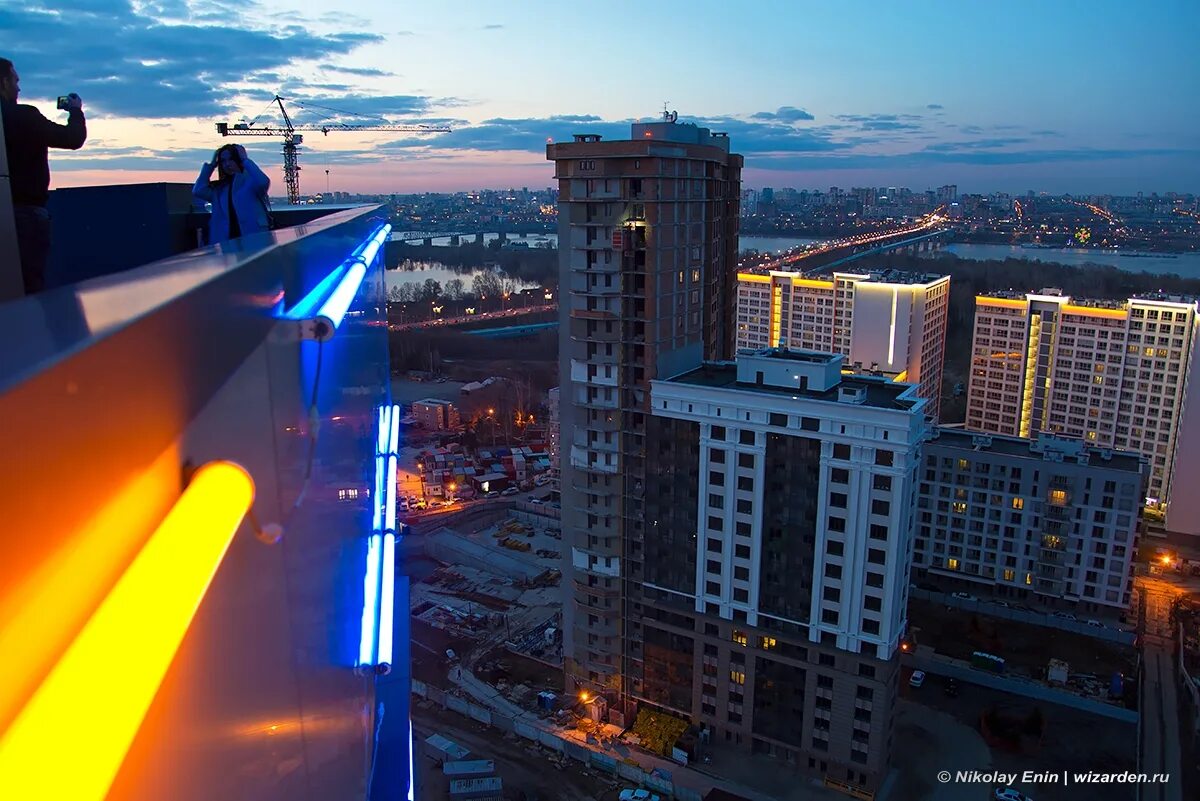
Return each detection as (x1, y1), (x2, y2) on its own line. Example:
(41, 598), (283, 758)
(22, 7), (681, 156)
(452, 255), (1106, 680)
(57, 95), (70, 110)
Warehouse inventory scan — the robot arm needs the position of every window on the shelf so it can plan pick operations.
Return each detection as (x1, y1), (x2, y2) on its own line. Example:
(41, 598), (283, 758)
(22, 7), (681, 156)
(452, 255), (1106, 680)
(759, 636), (776, 650)
(707, 538), (723, 553)
(859, 663), (876, 679)
(711, 425), (726, 441)
(739, 430), (755, 445)
(826, 540), (844, 556)
(708, 515), (723, 531)
(875, 450), (894, 467)
(817, 675), (834, 689)
(871, 499), (891, 516)
(770, 413), (788, 428)
(738, 453), (755, 469)
(947, 557), (959, 570)
(730, 670), (745, 685)
(710, 449), (726, 464)
(867, 548), (886, 565)
(830, 493), (848, 508)
(823, 586), (841, 603)
(833, 444), (851, 460)
(827, 516), (846, 533)
(732, 629), (748, 646)
(831, 467), (850, 484)
(736, 499), (753, 515)
(869, 524), (888, 540)
(735, 544), (751, 559)
(824, 563), (842, 579)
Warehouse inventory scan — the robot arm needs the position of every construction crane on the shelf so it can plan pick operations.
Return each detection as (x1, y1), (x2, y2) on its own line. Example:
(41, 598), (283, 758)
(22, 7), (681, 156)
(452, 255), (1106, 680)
(216, 95), (450, 204)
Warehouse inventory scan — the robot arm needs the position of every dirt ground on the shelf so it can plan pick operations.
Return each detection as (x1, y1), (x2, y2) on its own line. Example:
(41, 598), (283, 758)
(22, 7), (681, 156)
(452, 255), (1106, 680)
(908, 598), (1137, 681)
(412, 700), (616, 801)
(894, 667), (1137, 801)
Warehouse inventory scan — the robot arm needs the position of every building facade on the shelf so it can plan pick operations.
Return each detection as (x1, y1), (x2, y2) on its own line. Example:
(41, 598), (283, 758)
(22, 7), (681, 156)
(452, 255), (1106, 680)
(639, 349), (929, 792)
(735, 269), (950, 417)
(548, 117), (743, 708)
(412, 398), (460, 431)
(913, 429), (1146, 613)
(965, 289), (1200, 516)
(547, 386), (560, 473)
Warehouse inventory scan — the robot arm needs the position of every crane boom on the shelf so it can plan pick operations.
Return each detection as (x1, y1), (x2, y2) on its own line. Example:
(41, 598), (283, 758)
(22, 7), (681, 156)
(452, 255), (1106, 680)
(215, 95), (451, 204)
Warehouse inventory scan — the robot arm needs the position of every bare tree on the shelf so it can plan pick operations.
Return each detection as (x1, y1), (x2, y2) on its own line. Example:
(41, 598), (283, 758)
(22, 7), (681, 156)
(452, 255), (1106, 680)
(444, 278), (465, 300)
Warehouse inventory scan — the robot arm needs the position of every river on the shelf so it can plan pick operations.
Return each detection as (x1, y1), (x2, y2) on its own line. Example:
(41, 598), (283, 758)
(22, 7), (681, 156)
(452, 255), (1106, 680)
(923, 243), (1200, 277)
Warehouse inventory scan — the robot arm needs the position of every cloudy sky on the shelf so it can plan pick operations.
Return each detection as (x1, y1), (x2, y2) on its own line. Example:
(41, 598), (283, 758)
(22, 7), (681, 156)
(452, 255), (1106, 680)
(6, 0), (1198, 195)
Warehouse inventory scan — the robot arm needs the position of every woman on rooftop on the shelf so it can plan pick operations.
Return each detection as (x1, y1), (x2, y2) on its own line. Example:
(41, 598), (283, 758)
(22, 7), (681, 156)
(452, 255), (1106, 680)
(192, 143), (271, 245)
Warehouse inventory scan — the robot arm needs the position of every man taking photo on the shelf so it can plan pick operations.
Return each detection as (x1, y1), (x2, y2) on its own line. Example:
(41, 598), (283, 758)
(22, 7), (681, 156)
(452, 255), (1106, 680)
(0, 58), (87, 295)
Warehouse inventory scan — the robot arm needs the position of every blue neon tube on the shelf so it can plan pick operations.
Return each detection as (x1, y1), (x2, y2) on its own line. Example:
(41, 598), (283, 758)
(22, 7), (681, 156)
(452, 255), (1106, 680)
(378, 532), (396, 666)
(282, 263), (350, 321)
(372, 455), (385, 532)
(358, 533), (382, 666)
(388, 404), (401, 455)
(384, 455), (397, 533)
(377, 406), (392, 455)
(316, 262), (367, 332)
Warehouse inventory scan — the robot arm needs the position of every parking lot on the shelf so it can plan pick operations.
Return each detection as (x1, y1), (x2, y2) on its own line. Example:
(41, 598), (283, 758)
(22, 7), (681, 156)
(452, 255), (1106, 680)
(908, 597), (1137, 686)
(893, 669), (1137, 801)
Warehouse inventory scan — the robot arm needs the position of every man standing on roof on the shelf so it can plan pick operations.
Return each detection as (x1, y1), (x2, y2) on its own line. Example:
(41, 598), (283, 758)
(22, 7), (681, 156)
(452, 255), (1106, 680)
(0, 57), (87, 295)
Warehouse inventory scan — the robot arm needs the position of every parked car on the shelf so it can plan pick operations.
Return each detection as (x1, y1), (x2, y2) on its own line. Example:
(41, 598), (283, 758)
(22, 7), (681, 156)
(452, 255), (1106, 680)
(951, 592), (978, 602)
(994, 789), (1033, 801)
(1085, 619), (1105, 629)
(530, 498), (545, 506)
(484, 490), (499, 499)
(619, 790), (661, 801)
(943, 678), (959, 697)
(501, 487), (519, 497)
(1053, 611), (1078, 622)
(908, 670), (926, 689)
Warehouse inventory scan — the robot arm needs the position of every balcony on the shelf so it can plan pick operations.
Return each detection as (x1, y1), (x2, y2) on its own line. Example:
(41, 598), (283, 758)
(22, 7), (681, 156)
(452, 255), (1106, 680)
(0, 193), (410, 800)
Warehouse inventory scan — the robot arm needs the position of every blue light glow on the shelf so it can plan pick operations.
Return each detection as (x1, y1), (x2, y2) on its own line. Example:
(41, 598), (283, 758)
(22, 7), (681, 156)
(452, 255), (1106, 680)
(358, 533), (382, 666)
(282, 263), (350, 321)
(378, 532), (396, 666)
(377, 405), (392, 455)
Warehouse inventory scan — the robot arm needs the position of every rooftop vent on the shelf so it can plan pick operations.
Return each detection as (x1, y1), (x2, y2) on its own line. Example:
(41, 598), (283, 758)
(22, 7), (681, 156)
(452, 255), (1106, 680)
(574, 134), (602, 143)
(838, 386), (866, 405)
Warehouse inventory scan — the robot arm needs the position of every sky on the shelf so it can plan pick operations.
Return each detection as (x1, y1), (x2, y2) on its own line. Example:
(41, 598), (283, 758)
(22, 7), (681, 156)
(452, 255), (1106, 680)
(4, 0), (1199, 196)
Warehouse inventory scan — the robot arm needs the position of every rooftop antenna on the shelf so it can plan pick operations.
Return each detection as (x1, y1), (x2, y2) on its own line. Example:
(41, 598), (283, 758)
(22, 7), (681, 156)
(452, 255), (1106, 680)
(662, 103), (678, 124)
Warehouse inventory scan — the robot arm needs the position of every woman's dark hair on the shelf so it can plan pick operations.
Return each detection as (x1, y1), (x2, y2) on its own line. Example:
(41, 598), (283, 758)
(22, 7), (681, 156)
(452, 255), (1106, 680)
(208, 144), (243, 189)
(0, 58), (14, 84)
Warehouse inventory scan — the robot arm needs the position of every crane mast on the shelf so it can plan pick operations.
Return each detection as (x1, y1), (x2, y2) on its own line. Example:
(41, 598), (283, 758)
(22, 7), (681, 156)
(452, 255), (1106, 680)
(216, 95), (450, 204)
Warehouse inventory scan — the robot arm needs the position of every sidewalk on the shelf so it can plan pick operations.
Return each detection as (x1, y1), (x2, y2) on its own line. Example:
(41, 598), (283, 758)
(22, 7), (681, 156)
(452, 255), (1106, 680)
(444, 665), (843, 801)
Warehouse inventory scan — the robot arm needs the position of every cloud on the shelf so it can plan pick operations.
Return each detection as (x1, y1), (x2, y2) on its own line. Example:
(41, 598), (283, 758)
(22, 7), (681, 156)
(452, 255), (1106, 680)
(319, 64), (396, 78)
(924, 138), (1030, 152)
(3, 0), (383, 119)
(834, 113), (923, 132)
(750, 106), (815, 122)
(746, 146), (1197, 172)
(482, 24), (504, 30)
(926, 104), (944, 110)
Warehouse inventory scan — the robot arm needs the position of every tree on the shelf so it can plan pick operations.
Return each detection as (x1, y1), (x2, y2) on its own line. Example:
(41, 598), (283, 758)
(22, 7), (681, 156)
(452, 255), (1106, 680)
(387, 285), (404, 303)
(444, 278), (465, 300)
(419, 278), (442, 302)
(472, 271), (503, 300)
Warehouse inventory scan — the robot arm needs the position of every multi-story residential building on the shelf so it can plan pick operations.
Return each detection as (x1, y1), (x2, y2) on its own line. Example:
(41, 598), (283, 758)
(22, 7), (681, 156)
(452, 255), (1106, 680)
(642, 348), (929, 793)
(412, 398), (460, 430)
(547, 386), (560, 474)
(735, 269), (950, 417)
(547, 116), (743, 712)
(912, 429), (1146, 614)
(965, 289), (1200, 520)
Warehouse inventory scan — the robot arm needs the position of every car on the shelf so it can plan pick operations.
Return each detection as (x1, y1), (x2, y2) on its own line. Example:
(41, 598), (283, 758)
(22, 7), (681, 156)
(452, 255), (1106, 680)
(943, 678), (959, 697)
(619, 790), (661, 801)
(908, 670), (926, 689)
(530, 498), (545, 506)
(994, 789), (1033, 801)
(988, 600), (1012, 609)
(951, 591), (978, 602)
(1053, 611), (1078, 622)
(501, 487), (520, 497)
(1085, 619), (1105, 629)
(484, 490), (499, 499)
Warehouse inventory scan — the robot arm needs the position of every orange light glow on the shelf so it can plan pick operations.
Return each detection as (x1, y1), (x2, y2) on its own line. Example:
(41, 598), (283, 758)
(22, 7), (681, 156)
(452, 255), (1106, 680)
(0, 461), (255, 801)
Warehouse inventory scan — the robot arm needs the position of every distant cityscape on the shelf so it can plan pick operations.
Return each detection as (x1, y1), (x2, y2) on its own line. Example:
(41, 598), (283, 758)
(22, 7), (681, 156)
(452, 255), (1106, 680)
(309, 185), (1200, 253)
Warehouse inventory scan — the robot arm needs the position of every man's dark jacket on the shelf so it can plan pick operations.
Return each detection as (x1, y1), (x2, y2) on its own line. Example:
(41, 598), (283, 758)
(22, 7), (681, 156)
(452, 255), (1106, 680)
(1, 99), (86, 207)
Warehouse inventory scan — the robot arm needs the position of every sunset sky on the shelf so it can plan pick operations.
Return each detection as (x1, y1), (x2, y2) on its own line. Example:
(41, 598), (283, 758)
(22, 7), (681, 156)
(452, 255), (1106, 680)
(6, 0), (1198, 196)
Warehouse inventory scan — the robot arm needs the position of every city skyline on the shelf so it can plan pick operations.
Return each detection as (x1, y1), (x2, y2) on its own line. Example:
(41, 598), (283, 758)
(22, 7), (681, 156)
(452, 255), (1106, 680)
(6, 0), (1198, 196)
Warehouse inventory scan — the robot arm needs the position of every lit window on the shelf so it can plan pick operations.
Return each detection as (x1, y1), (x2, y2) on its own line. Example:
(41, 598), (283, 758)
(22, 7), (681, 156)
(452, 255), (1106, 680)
(957, 458), (969, 471)
(1011, 497), (1024, 510)
(947, 558), (960, 571)
(1048, 489), (1067, 506)
(337, 488), (360, 501)
(730, 670), (746, 685)
(1003, 569), (1015, 582)
(759, 636), (777, 650)
(1025, 572), (1033, 585)
(952, 502), (967, 514)
(732, 630), (748, 647)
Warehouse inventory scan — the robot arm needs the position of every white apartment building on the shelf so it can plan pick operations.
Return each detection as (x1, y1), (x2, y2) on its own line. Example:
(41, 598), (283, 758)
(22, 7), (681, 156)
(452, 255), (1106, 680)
(966, 289), (1200, 523)
(735, 269), (949, 417)
(649, 348), (930, 660)
(913, 429), (1146, 614)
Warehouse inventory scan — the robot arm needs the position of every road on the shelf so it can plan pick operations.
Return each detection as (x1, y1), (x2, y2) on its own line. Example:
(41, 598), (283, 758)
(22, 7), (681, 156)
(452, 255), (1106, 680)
(391, 304), (555, 332)
(740, 212), (946, 273)
(1135, 575), (1184, 801)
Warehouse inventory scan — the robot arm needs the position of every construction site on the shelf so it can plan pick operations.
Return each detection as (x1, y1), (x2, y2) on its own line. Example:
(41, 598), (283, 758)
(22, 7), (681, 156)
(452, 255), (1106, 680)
(405, 501), (567, 708)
